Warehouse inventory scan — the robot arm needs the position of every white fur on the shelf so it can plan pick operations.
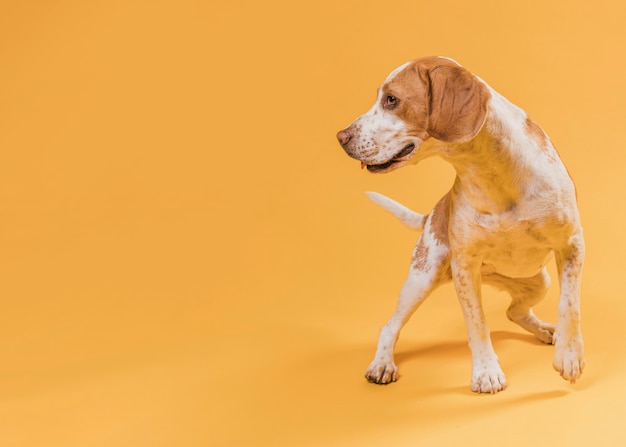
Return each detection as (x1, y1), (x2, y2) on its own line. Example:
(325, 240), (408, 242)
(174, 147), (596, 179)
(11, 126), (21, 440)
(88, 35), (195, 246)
(339, 58), (585, 393)
(383, 61), (411, 84)
(366, 192), (425, 230)
(341, 62), (424, 167)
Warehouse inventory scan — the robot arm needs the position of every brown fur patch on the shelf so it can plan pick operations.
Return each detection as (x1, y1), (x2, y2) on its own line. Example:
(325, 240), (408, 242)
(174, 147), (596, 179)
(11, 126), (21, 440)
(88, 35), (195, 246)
(525, 117), (549, 150)
(381, 64), (431, 139)
(412, 240), (429, 271)
(525, 117), (563, 167)
(429, 192), (451, 245)
(381, 57), (490, 143)
(426, 65), (490, 143)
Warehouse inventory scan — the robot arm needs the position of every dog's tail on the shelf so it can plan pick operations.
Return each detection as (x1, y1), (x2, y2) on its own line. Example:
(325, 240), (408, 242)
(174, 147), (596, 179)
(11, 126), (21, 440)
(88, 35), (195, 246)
(366, 191), (426, 231)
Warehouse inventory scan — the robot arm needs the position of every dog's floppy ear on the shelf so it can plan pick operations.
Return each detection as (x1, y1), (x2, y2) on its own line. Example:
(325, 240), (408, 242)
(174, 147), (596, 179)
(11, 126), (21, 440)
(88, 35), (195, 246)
(426, 65), (490, 143)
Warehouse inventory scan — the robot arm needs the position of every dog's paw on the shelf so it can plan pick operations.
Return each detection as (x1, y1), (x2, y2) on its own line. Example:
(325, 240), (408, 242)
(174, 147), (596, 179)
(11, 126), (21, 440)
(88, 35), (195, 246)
(471, 363), (507, 394)
(508, 311), (556, 344)
(534, 321), (556, 345)
(365, 360), (398, 384)
(553, 336), (585, 383)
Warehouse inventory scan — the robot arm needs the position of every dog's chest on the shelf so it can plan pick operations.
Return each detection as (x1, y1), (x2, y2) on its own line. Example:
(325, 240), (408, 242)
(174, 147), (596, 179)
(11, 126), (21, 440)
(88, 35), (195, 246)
(457, 208), (569, 278)
(480, 223), (554, 278)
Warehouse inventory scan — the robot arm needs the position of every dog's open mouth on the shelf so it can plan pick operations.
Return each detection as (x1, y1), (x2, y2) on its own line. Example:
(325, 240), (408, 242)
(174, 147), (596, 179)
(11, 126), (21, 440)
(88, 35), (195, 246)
(361, 143), (416, 173)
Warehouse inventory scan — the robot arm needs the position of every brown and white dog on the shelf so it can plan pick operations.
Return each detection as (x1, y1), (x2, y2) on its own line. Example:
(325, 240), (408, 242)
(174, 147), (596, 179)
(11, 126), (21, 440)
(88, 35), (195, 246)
(337, 56), (584, 393)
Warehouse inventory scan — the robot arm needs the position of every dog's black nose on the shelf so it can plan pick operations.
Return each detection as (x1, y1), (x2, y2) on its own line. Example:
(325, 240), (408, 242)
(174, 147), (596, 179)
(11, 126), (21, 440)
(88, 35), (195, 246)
(337, 129), (352, 146)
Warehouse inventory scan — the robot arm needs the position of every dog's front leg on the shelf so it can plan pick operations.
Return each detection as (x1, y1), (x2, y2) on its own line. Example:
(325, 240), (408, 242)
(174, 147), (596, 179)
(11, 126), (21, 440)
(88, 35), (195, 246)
(365, 234), (449, 385)
(553, 232), (585, 383)
(451, 256), (507, 393)
(365, 263), (440, 384)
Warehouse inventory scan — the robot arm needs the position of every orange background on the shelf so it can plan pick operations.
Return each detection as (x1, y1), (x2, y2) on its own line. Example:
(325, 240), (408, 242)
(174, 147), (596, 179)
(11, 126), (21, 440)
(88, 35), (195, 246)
(1, 0), (625, 445)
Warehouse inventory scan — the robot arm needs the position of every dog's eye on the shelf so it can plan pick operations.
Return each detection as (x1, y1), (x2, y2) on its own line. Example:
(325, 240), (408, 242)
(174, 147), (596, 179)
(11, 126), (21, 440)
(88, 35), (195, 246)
(384, 95), (398, 109)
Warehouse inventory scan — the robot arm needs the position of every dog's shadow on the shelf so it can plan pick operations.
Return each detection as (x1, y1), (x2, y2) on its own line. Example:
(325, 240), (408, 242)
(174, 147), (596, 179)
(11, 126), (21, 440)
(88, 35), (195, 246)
(394, 330), (545, 365)
(389, 330), (567, 397)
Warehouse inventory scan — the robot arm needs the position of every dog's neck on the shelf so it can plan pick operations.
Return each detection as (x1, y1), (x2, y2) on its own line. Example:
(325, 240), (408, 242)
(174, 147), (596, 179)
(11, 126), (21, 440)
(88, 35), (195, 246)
(443, 90), (537, 215)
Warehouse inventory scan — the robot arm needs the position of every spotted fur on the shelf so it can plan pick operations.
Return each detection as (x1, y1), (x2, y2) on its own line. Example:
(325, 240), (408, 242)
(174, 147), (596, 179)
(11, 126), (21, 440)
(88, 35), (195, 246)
(337, 56), (585, 393)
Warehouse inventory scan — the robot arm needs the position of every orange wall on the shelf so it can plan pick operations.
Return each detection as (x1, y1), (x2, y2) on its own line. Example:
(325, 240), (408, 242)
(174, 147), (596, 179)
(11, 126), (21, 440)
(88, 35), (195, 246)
(1, 1), (625, 445)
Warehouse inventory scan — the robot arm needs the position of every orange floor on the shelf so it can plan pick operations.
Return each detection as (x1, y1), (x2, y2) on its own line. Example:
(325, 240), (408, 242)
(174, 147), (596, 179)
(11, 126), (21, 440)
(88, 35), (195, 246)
(1, 1), (626, 445)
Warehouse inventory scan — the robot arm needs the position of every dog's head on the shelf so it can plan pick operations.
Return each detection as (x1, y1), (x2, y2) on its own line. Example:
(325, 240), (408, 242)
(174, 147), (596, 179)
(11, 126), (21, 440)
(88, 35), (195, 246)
(337, 56), (490, 173)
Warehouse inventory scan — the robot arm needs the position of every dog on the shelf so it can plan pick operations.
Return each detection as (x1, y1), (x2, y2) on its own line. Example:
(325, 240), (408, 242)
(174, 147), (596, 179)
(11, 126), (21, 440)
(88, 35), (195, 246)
(336, 56), (584, 393)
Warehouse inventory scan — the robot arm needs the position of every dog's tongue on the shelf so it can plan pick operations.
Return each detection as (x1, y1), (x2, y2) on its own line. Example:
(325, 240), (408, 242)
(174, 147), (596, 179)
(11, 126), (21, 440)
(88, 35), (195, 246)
(361, 161), (367, 170)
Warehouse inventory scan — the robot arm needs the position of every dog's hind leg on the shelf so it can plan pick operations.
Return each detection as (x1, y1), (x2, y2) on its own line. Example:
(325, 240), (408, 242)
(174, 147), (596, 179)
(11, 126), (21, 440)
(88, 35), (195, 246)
(483, 267), (555, 344)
